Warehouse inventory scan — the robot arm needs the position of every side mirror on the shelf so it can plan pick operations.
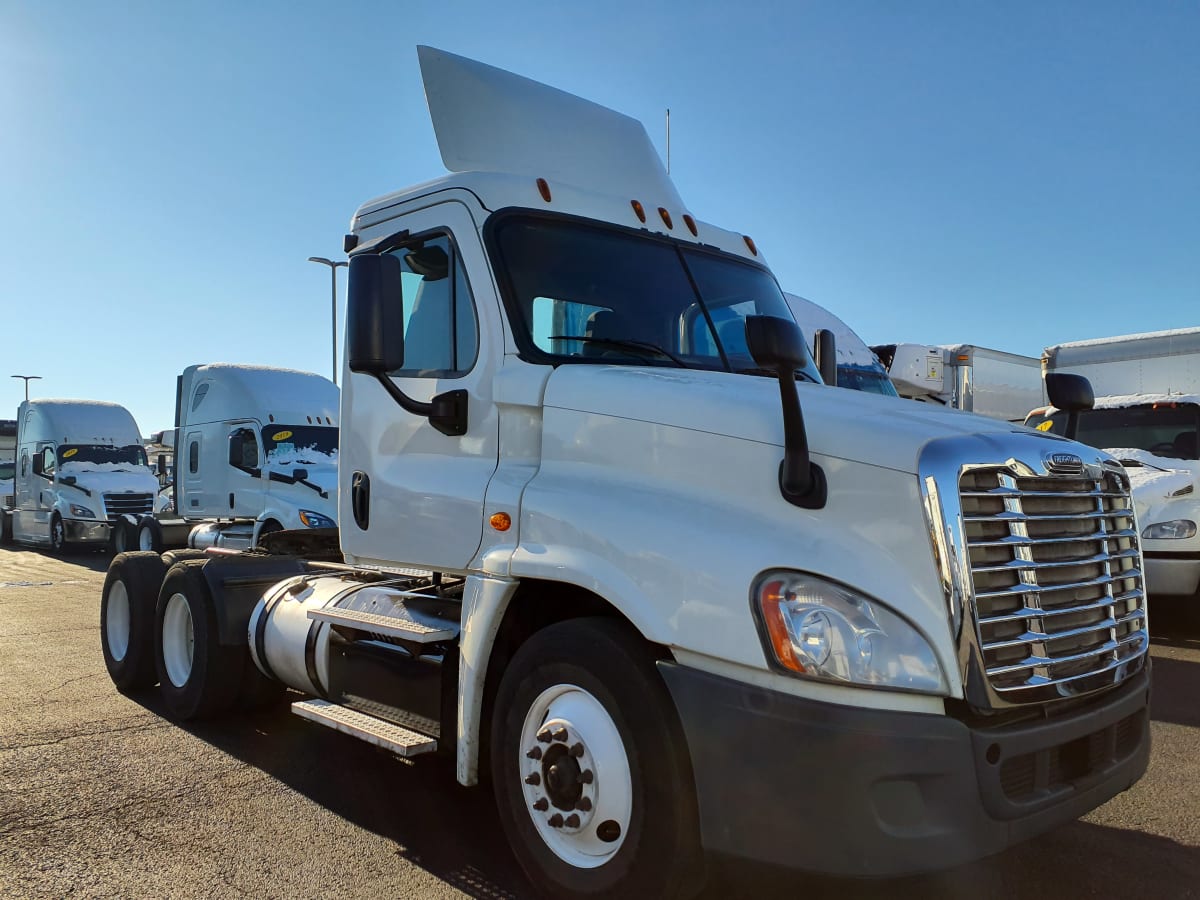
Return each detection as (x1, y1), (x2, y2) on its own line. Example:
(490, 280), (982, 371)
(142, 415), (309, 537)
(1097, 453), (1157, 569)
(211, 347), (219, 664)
(745, 316), (826, 509)
(292, 468), (308, 481)
(31, 454), (43, 476)
(814, 328), (837, 387)
(347, 253), (406, 374)
(1045, 372), (1094, 440)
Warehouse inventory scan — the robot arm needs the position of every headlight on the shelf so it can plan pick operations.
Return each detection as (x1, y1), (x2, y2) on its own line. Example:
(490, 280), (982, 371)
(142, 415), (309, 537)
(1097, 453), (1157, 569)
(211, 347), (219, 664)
(298, 509), (335, 528)
(1142, 519), (1197, 540)
(753, 571), (947, 694)
(69, 504), (95, 518)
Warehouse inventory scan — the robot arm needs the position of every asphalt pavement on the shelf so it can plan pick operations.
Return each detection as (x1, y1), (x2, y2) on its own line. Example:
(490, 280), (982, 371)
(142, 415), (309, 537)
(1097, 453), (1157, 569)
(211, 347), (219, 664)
(1, 548), (1198, 898)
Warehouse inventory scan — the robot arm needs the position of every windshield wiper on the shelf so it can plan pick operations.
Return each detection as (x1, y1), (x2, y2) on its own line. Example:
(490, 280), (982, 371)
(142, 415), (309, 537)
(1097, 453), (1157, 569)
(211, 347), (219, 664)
(550, 335), (691, 368)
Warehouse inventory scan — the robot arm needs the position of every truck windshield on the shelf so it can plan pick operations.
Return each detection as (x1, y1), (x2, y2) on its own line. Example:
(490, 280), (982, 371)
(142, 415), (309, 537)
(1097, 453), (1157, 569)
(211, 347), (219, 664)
(1025, 403), (1200, 460)
(0, 461), (13, 480)
(491, 216), (822, 381)
(58, 444), (148, 468)
(838, 366), (900, 397)
(261, 426), (338, 465)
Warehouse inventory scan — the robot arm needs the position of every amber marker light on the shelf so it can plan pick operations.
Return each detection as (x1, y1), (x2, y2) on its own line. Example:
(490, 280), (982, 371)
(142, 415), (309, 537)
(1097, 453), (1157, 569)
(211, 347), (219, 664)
(743, 235), (758, 256)
(682, 213), (698, 236)
(759, 580), (805, 673)
(631, 199), (646, 222)
(536, 178), (552, 202)
(490, 512), (512, 532)
(658, 207), (673, 229)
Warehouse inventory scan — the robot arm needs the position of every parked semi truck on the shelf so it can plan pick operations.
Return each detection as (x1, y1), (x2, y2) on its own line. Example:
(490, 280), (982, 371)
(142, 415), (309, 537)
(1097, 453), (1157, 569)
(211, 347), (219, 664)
(784, 294), (897, 396)
(4, 399), (159, 551)
(99, 48), (1150, 897)
(1028, 328), (1200, 604)
(115, 364), (340, 553)
(873, 342), (1045, 422)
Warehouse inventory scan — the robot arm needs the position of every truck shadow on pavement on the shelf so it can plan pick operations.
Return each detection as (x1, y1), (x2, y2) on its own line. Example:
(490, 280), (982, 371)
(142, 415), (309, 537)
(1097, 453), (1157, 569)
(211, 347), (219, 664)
(126, 686), (1200, 900)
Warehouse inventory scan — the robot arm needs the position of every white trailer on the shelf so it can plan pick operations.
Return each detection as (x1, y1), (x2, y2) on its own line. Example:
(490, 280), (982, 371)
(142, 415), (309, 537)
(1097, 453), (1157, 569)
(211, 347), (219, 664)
(1029, 327), (1200, 602)
(98, 48), (1150, 898)
(5, 399), (159, 551)
(873, 342), (1045, 422)
(783, 294), (897, 396)
(141, 364), (339, 553)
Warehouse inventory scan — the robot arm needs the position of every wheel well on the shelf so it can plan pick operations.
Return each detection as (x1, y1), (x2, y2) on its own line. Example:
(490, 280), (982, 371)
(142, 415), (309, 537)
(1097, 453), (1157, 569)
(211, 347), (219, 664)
(477, 579), (670, 772)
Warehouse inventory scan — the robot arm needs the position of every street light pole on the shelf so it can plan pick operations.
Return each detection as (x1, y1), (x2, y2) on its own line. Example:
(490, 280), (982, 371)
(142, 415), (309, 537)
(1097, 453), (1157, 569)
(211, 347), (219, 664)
(11, 374), (42, 402)
(308, 257), (348, 385)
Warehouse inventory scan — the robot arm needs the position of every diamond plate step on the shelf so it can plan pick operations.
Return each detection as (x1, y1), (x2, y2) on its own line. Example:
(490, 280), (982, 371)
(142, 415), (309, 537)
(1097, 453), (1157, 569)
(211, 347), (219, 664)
(291, 699), (437, 757)
(307, 606), (458, 643)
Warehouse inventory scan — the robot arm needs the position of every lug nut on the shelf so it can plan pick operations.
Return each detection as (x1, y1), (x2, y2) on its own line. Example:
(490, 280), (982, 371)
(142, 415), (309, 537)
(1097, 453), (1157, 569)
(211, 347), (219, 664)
(565, 814), (580, 828)
(548, 814), (564, 828)
(576, 797), (592, 812)
(577, 769), (594, 785)
(525, 773), (541, 786)
(526, 747), (543, 760)
(536, 728), (553, 743)
(551, 727), (568, 742)
(533, 798), (549, 811)
(568, 742), (584, 758)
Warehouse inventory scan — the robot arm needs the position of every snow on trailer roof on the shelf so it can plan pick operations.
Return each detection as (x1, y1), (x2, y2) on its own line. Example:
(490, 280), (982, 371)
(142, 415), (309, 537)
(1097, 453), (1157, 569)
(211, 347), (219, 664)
(183, 364), (338, 426)
(1050, 326), (1200, 351)
(353, 48), (759, 266)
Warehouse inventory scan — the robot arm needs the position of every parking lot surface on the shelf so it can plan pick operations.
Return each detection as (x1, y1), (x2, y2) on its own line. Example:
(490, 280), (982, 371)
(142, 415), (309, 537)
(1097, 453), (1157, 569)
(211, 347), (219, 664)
(1, 548), (1198, 898)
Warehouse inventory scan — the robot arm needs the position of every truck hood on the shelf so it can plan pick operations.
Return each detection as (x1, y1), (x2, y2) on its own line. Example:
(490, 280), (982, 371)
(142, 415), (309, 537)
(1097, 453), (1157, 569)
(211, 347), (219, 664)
(543, 366), (1030, 474)
(56, 463), (159, 496)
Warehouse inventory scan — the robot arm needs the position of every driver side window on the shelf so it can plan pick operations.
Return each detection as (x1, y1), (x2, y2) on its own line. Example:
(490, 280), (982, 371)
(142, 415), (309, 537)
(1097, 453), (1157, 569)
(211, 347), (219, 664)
(41, 446), (56, 478)
(228, 428), (259, 471)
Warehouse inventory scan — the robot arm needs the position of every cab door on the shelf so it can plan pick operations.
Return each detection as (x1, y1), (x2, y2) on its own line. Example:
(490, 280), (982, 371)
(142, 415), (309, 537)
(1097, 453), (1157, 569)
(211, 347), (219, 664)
(225, 422), (265, 517)
(340, 199), (500, 572)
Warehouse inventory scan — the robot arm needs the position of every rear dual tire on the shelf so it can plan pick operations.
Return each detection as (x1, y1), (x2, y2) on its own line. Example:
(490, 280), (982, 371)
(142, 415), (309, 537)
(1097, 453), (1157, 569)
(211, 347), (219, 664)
(101, 552), (167, 692)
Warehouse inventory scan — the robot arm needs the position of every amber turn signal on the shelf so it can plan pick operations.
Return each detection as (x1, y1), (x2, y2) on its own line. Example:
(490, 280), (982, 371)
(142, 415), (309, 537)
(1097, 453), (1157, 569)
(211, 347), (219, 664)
(490, 512), (512, 532)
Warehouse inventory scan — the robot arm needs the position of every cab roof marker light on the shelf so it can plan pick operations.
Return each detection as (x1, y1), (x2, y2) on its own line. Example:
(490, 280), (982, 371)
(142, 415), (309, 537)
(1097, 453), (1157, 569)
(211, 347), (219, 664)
(631, 200), (646, 223)
(682, 213), (698, 236)
(743, 235), (758, 256)
(536, 178), (552, 202)
(658, 207), (673, 229)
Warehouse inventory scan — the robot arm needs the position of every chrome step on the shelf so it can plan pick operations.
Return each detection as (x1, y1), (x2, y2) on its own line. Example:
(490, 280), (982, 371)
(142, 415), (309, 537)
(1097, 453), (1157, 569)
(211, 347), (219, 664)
(307, 606), (458, 643)
(291, 699), (437, 757)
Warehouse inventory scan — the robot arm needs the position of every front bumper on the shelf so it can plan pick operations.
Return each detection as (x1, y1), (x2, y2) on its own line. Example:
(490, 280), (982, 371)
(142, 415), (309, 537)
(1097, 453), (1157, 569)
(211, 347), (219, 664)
(659, 664), (1150, 878)
(63, 519), (111, 544)
(1143, 552), (1200, 597)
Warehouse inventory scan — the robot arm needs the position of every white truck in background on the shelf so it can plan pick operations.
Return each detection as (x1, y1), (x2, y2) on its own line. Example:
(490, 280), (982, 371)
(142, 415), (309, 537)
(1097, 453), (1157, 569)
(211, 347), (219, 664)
(873, 342), (1045, 422)
(1028, 328), (1200, 604)
(135, 364), (339, 553)
(4, 399), (159, 552)
(0, 419), (15, 522)
(783, 293), (897, 396)
(98, 48), (1151, 898)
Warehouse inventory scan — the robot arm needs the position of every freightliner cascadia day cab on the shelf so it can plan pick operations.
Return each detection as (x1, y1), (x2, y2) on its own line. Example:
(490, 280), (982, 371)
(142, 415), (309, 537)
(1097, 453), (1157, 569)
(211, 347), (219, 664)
(168, 364), (339, 551)
(99, 48), (1151, 897)
(1028, 328), (1200, 606)
(7, 399), (159, 552)
(874, 342), (1046, 422)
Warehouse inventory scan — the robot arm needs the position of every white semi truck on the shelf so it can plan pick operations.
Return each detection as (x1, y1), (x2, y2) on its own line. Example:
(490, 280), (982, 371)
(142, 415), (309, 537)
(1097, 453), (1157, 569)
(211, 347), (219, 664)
(784, 293), (897, 396)
(874, 342), (1045, 422)
(99, 48), (1151, 897)
(5, 399), (160, 551)
(119, 364), (340, 553)
(1028, 328), (1200, 604)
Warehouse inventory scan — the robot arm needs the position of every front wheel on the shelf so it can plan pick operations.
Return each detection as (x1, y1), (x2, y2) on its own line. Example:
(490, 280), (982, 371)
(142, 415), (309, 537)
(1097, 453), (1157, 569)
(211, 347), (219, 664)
(491, 618), (704, 900)
(49, 513), (67, 554)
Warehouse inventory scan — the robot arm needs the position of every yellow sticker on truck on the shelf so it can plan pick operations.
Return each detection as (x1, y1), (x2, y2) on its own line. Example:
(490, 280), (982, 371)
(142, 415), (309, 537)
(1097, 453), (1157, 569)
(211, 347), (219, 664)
(272, 430), (293, 441)
(63, 448), (78, 458)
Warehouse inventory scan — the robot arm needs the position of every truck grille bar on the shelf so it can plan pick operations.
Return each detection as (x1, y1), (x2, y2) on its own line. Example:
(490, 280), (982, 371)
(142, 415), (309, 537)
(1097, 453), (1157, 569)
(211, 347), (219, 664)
(958, 468), (1148, 702)
(103, 492), (154, 522)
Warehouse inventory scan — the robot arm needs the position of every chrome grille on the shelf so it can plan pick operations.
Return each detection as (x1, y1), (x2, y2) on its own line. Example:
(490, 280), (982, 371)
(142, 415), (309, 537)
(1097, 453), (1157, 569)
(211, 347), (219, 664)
(103, 492), (154, 522)
(959, 467), (1148, 702)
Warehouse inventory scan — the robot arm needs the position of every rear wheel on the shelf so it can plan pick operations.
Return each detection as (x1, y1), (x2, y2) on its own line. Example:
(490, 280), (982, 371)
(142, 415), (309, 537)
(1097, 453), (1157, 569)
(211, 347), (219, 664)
(137, 516), (164, 553)
(155, 562), (245, 720)
(491, 618), (704, 900)
(101, 552), (167, 692)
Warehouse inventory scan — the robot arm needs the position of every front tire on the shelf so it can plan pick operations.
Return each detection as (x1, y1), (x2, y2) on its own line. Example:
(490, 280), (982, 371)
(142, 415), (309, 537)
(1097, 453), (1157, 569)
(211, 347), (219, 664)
(154, 561), (245, 720)
(137, 516), (164, 553)
(491, 618), (704, 900)
(101, 552), (167, 692)
(49, 513), (67, 554)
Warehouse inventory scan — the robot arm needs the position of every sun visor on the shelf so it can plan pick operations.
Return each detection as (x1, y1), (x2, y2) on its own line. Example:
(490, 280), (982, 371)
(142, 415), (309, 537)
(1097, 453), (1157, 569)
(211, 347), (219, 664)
(417, 45), (683, 210)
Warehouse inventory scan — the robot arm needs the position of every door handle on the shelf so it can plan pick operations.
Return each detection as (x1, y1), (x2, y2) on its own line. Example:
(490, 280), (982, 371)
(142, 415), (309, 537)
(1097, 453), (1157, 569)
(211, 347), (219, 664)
(351, 471), (370, 530)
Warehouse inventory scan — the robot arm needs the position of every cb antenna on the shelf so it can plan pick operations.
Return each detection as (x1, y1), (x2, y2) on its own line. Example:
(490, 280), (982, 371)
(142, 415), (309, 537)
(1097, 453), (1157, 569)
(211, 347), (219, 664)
(666, 108), (671, 174)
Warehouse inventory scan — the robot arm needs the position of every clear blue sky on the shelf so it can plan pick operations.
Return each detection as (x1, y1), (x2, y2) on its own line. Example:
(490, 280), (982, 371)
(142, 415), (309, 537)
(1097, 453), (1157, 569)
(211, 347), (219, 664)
(2, 1), (1197, 432)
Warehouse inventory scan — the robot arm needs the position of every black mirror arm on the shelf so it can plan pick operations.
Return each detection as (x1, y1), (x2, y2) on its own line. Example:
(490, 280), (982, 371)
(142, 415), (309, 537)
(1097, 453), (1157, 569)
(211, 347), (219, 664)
(772, 367), (828, 509)
(372, 374), (468, 437)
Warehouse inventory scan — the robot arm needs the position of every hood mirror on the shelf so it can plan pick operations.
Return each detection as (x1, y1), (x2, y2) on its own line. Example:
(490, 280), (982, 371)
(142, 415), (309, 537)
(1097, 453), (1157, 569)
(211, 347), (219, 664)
(1045, 372), (1094, 440)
